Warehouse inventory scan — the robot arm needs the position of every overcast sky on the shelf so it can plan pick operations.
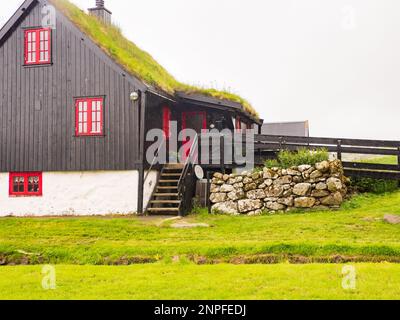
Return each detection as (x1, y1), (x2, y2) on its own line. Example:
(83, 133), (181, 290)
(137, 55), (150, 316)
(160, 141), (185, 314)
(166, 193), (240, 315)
(1, 0), (399, 139)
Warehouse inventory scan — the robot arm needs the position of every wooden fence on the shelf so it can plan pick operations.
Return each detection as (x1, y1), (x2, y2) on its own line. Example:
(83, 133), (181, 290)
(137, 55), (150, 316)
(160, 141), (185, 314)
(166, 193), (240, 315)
(200, 133), (400, 180)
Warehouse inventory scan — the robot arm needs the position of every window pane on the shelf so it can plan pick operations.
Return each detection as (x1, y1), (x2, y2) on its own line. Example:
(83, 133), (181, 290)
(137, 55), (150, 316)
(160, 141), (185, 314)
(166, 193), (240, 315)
(27, 32), (32, 41)
(28, 176), (39, 193)
(13, 176), (24, 193)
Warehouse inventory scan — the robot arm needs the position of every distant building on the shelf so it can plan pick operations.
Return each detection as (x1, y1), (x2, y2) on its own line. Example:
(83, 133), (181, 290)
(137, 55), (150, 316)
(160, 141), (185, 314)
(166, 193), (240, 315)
(262, 121), (310, 137)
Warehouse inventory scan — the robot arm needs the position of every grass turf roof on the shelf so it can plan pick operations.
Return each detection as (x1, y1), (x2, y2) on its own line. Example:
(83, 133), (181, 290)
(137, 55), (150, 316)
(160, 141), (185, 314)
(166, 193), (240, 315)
(50, 0), (258, 118)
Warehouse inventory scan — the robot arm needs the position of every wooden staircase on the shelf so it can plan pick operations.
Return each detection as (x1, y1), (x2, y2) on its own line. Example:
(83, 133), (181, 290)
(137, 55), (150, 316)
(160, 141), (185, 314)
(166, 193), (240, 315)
(147, 163), (185, 215)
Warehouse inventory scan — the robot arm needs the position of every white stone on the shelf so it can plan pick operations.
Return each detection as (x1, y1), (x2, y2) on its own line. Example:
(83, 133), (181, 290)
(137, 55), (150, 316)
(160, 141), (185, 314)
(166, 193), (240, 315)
(246, 189), (266, 200)
(294, 197), (316, 208)
(293, 183), (312, 196)
(238, 199), (263, 213)
(326, 177), (343, 192)
(220, 184), (234, 193)
(298, 165), (311, 172)
(211, 201), (239, 215)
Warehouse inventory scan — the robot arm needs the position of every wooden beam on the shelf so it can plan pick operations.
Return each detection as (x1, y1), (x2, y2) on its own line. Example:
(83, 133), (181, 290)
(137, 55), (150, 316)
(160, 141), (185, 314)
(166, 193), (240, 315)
(137, 90), (147, 215)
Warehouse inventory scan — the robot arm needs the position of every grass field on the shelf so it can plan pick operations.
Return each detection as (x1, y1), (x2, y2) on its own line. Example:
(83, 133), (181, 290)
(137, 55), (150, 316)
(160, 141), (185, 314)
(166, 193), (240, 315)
(0, 263), (399, 300)
(1, 190), (400, 300)
(358, 155), (397, 165)
(1, 192), (400, 265)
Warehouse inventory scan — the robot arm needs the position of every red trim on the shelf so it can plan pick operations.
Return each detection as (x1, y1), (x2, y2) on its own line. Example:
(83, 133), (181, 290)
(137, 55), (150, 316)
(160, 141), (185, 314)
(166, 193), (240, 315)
(24, 28), (51, 65)
(235, 116), (241, 131)
(9, 172), (43, 197)
(75, 97), (104, 136)
(162, 106), (171, 140)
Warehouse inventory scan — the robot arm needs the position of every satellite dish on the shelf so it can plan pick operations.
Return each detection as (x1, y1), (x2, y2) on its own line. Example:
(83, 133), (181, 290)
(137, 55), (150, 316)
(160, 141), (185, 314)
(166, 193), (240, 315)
(194, 165), (204, 180)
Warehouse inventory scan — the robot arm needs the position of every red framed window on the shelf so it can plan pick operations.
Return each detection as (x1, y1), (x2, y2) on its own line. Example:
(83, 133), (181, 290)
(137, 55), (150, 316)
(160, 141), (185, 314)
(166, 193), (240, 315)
(75, 97), (104, 136)
(9, 172), (43, 197)
(24, 28), (51, 65)
(162, 106), (171, 140)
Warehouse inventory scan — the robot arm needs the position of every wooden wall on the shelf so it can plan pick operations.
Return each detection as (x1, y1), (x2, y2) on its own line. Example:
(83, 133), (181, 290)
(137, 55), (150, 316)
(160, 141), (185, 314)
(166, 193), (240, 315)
(0, 0), (147, 172)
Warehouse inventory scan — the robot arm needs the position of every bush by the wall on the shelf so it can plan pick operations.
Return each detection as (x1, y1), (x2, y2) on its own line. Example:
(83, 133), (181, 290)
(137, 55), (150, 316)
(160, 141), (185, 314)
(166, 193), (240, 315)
(351, 177), (398, 194)
(265, 148), (329, 169)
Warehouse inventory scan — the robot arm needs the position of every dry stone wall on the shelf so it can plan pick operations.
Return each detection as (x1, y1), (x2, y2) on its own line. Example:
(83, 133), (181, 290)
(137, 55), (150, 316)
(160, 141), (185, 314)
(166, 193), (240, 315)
(210, 160), (348, 216)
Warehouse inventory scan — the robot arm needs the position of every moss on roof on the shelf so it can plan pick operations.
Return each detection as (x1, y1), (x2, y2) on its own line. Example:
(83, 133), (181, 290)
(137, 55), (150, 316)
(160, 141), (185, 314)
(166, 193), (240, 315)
(50, 0), (258, 118)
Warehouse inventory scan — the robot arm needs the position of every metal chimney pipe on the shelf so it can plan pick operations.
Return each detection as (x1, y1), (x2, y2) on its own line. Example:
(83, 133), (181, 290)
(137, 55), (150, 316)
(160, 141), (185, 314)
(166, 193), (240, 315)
(96, 0), (105, 8)
(89, 0), (112, 24)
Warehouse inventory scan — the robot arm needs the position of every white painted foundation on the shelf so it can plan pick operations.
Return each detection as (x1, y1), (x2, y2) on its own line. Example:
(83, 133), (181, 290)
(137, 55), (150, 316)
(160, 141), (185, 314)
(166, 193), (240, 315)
(0, 170), (158, 217)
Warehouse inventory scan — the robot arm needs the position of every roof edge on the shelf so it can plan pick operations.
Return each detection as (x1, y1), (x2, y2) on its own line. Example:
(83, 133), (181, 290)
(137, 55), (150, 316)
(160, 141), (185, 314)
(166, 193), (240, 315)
(0, 0), (36, 44)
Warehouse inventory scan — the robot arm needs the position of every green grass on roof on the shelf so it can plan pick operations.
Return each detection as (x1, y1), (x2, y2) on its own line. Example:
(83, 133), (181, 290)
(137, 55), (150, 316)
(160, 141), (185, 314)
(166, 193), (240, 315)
(50, 0), (258, 117)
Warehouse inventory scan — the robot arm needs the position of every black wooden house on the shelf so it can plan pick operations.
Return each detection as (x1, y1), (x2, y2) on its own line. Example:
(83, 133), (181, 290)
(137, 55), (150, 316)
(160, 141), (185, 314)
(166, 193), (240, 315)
(0, 0), (261, 216)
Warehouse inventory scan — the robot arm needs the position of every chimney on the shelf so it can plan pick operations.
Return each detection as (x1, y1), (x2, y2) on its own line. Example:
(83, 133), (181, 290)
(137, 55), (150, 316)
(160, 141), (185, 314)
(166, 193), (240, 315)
(88, 0), (112, 24)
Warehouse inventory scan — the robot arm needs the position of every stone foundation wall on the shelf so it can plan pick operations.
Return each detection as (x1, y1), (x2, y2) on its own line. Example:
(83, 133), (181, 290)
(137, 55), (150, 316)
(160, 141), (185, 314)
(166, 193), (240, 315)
(210, 160), (348, 216)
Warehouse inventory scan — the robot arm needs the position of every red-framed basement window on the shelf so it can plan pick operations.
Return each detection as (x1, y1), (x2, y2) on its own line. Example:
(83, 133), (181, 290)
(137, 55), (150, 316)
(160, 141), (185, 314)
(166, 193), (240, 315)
(24, 28), (51, 65)
(9, 172), (43, 197)
(75, 97), (104, 136)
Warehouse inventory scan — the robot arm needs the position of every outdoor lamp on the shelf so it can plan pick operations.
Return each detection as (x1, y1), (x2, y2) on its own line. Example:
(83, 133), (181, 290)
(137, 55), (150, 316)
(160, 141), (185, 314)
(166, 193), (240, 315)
(130, 91), (139, 102)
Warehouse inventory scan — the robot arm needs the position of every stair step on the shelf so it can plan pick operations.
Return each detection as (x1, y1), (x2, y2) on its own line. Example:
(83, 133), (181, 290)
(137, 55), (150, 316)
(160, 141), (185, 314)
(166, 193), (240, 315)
(164, 164), (185, 169)
(159, 180), (179, 184)
(157, 186), (178, 190)
(161, 173), (182, 177)
(151, 200), (181, 204)
(153, 193), (179, 197)
(148, 207), (180, 213)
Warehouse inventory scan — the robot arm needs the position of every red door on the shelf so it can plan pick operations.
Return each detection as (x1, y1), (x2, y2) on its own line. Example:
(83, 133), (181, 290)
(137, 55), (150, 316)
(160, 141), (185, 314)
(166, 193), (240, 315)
(182, 111), (207, 160)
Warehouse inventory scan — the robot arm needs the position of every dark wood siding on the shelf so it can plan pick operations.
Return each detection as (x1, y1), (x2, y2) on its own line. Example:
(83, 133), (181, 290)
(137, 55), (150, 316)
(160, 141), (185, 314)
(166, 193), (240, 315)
(0, 1), (146, 172)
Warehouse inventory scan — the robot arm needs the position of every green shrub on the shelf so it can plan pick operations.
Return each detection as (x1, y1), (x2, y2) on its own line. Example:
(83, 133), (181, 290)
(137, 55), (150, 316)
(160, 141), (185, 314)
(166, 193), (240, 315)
(264, 159), (280, 168)
(265, 148), (329, 169)
(350, 177), (398, 194)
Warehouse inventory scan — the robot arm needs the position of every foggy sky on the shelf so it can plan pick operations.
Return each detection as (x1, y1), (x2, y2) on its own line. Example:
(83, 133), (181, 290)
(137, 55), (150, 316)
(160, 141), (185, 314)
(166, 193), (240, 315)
(1, 0), (399, 139)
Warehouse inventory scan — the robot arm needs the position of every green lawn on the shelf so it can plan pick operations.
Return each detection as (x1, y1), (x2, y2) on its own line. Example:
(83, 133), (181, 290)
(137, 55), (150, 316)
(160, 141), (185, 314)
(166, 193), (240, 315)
(1, 192), (400, 265)
(0, 263), (399, 300)
(359, 156), (397, 165)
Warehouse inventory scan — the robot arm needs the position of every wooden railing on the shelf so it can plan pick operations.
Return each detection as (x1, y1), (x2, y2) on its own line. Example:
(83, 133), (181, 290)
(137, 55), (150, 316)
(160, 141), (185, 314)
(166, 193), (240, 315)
(199, 133), (400, 180)
(177, 134), (199, 216)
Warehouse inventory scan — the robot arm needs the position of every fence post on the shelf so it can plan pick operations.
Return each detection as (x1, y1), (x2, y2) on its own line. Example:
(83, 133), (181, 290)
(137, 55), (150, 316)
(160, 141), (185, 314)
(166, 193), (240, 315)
(198, 134), (201, 165)
(220, 134), (225, 174)
(337, 139), (342, 161)
(397, 146), (400, 187)
(206, 171), (211, 214)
